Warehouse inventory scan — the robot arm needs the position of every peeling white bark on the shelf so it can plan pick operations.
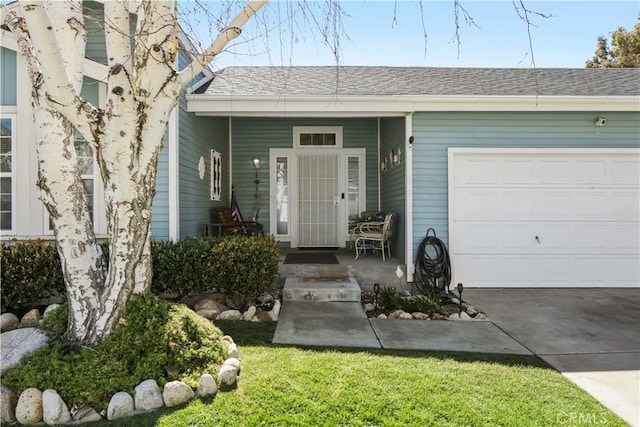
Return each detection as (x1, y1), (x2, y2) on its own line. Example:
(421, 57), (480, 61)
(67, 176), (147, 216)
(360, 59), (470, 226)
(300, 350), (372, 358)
(2, 0), (266, 346)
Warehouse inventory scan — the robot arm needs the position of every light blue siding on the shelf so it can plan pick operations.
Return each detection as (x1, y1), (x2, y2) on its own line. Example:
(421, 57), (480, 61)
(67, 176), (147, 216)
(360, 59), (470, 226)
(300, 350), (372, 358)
(411, 111), (640, 257)
(178, 110), (228, 238)
(175, 50), (229, 238)
(0, 48), (17, 106)
(380, 117), (406, 260)
(231, 117), (378, 235)
(151, 139), (170, 241)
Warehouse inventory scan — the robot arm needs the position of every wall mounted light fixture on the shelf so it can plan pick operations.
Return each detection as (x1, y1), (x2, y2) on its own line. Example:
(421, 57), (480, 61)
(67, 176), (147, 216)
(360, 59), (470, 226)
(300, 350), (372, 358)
(595, 117), (607, 127)
(252, 157), (261, 221)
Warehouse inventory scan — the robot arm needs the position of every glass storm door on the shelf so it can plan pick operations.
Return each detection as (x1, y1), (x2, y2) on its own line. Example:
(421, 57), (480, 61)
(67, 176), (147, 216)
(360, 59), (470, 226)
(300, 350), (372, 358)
(298, 154), (340, 247)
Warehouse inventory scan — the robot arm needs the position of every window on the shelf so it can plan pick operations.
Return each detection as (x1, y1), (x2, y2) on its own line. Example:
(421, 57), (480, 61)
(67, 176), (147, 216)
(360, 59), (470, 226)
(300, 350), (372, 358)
(75, 133), (95, 222)
(210, 150), (221, 201)
(0, 117), (15, 233)
(293, 126), (343, 148)
(275, 156), (289, 235)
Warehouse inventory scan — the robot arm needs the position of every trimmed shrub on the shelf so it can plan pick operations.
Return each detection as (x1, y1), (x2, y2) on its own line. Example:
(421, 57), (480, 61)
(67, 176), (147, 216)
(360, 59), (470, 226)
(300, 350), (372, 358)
(151, 238), (217, 297)
(0, 240), (65, 313)
(2, 236), (281, 312)
(206, 234), (281, 303)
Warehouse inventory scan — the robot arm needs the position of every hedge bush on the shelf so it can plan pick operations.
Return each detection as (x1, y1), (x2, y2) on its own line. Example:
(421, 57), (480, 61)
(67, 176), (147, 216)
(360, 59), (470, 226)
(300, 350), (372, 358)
(0, 240), (66, 313)
(1, 235), (281, 313)
(206, 234), (281, 301)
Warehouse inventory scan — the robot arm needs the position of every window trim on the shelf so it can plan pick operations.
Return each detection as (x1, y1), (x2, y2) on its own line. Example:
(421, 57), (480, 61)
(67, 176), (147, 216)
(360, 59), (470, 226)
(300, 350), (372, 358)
(293, 126), (343, 149)
(210, 149), (222, 201)
(0, 115), (16, 235)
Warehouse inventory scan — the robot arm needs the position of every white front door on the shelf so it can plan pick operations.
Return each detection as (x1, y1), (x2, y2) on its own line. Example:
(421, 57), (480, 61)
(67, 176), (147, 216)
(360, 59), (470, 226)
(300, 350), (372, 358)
(269, 148), (366, 248)
(298, 154), (340, 247)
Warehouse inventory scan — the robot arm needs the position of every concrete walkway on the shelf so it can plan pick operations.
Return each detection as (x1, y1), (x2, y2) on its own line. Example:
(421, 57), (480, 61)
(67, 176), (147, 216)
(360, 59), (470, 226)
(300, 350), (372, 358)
(273, 288), (640, 427)
(273, 301), (531, 355)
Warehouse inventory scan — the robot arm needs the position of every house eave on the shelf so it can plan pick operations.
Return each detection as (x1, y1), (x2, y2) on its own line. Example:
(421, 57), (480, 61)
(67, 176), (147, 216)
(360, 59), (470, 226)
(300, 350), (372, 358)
(186, 94), (639, 117)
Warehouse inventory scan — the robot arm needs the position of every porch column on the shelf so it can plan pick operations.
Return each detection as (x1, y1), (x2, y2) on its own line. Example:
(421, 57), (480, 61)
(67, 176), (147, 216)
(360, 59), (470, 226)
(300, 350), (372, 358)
(405, 112), (414, 282)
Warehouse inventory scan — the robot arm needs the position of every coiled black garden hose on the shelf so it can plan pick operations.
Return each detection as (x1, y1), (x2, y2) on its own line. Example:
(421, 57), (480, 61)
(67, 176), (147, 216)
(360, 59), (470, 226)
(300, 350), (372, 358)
(414, 228), (452, 294)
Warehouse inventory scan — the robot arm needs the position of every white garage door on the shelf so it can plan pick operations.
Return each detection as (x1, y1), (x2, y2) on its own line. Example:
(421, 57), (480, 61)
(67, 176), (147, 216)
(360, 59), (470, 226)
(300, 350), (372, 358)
(448, 148), (640, 288)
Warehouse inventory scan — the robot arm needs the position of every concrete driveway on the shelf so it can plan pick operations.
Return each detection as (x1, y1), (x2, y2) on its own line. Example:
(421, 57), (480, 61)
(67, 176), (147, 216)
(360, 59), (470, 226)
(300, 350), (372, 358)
(464, 288), (640, 427)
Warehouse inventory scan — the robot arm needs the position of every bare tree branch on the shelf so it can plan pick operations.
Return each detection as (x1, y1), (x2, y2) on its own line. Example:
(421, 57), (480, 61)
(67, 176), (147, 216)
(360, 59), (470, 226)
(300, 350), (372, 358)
(452, 0), (480, 59)
(176, 0), (268, 88)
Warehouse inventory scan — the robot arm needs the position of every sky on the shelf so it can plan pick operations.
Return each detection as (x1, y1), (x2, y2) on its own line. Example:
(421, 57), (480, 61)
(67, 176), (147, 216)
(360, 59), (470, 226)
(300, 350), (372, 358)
(196, 0), (639, 70)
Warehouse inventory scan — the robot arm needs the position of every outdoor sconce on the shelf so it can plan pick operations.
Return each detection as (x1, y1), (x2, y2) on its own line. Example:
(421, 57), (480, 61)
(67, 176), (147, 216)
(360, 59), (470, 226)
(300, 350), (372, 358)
(252, 156), (261, 184)
(595, 117), (607, 127)
(457, 283), (464, 314)
(380, 158), (387, 173)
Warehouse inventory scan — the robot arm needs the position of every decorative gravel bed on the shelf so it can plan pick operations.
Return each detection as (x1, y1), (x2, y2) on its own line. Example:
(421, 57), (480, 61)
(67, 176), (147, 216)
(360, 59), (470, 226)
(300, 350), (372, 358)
(361, 290), (489, 321)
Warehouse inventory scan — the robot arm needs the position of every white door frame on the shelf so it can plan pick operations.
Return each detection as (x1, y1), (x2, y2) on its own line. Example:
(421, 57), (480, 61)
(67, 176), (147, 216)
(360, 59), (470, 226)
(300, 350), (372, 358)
(269, 147), (366, 247)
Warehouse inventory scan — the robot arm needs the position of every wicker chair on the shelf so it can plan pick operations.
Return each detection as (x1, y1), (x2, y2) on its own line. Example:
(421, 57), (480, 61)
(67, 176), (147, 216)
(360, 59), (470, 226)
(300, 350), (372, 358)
(354, 212), (396, 261)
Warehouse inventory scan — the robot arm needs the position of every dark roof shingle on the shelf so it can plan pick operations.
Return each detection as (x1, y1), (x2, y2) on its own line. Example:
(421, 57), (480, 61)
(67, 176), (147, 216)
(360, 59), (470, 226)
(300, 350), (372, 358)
(198, 66), (640, 97)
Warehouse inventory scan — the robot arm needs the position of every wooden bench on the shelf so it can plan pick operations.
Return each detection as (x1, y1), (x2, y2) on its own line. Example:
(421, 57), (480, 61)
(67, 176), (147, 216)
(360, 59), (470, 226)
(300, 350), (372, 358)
(202, 207), (263, 237)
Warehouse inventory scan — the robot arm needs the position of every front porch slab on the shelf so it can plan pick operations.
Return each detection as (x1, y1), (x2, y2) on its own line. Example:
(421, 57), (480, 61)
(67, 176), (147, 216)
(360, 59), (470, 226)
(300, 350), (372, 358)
(282, 276), (361, 302)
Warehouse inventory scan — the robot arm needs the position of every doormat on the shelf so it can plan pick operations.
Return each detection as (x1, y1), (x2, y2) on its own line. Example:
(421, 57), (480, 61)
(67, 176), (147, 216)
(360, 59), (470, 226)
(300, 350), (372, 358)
(284, 252), (339, 264)
(300, 276), (349, 282)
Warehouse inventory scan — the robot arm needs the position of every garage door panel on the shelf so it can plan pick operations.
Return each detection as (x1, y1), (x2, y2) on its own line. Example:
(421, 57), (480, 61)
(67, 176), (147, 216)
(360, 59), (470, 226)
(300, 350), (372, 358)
(575, 256), (640, 286)
(575, 257), (609, 284)
(608, 258), (640, 285)
(452, 224), (501, 252)
(611, 160), (640, 185)
(449, 149), (640, 288)
(535, 190), (573, 220)
(609, 191), (640, 220)
(540, 160), (571, 185)
(502, 190), (535, 218)
(456, 159), (499, 186)
(575, 160), (608, 185)
(452, 190), (500, 219)
(454, 256), (500, 287)
(608, 224), (640, 253)
(503, 160), (535, 184)
(501, 257), (538, 285)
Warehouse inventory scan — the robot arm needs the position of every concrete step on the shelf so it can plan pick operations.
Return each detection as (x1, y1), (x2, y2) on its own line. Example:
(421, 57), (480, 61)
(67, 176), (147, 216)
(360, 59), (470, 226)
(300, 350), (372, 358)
(279, 263), (350, 278)
(282, 276), (361, 302)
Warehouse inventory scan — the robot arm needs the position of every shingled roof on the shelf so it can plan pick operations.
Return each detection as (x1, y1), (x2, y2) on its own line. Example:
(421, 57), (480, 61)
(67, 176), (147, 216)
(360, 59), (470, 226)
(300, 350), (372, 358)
(197, 66), (640, 97)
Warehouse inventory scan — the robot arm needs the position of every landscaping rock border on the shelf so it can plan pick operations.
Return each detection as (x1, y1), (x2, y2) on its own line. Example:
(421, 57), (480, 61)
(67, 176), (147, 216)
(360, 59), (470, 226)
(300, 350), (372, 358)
(0, 303), (244, 425)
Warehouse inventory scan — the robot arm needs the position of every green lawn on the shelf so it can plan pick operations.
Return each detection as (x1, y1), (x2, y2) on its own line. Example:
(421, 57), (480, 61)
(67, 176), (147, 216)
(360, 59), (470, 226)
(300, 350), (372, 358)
(95, 321), (626, 427)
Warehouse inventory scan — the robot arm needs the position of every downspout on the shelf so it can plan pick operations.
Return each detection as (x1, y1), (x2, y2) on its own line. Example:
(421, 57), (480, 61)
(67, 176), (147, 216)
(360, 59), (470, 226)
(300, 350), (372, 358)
(168, 106), (179, 241)
(405, 112), (414, 283)
(377, 117), (381, 210)
(228, 117), (233, 199)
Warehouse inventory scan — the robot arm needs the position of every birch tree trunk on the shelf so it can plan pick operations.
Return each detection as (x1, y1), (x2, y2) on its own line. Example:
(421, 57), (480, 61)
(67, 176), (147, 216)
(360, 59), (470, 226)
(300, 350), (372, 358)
(3, 0), (267, 346)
